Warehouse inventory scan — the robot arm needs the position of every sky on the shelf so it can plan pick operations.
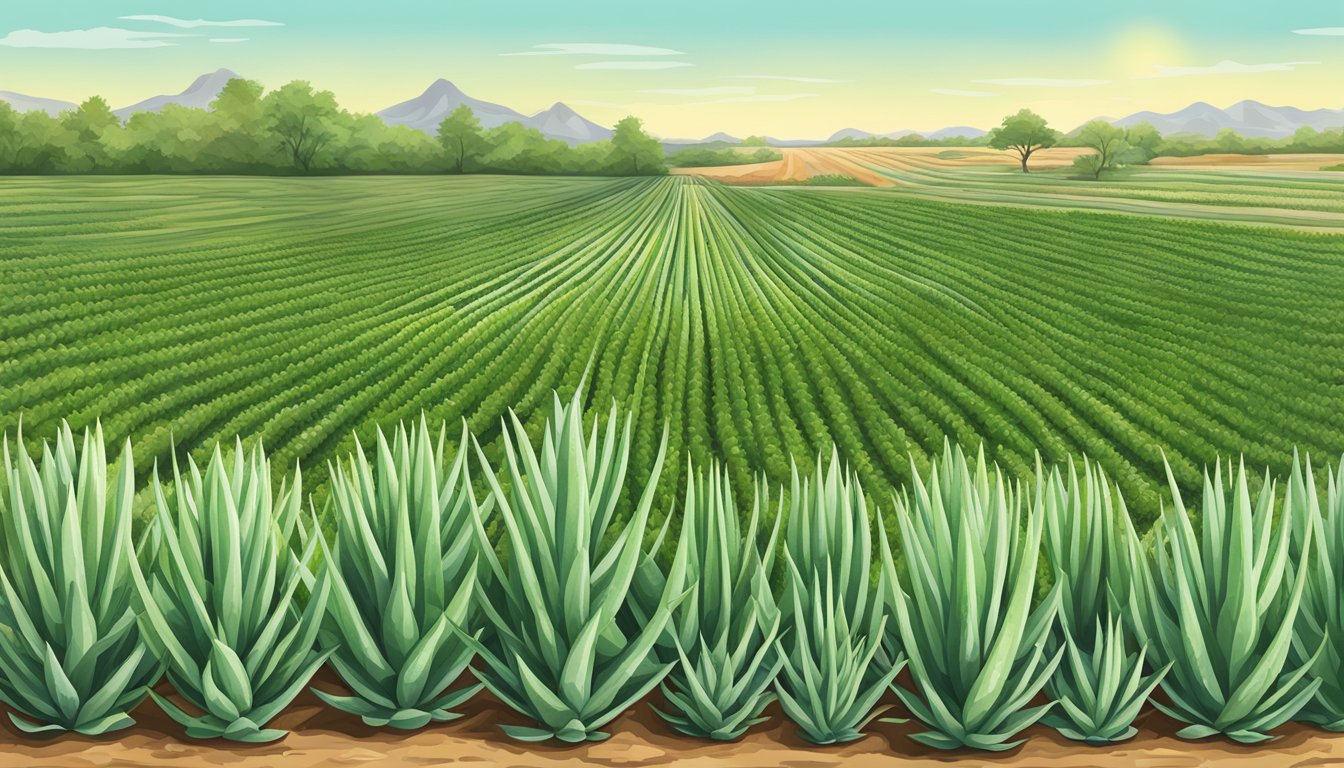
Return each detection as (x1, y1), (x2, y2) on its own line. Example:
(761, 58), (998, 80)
(1, 1), (1341, 139)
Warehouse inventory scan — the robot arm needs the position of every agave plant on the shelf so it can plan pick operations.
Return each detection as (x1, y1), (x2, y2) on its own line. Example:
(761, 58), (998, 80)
(131, 441), (331, 742)
(1122, 458), (1321, 743)
(1040, 457), (1163, 743)
(649, 463), (783, 740)
(883, 442), (1062, 751)
(459, 389), (686, 743)
(776, 450), (900, 745)
(311, 417), (486, 729)
(1287, 452), (1344, 729)
(1043, 614), (1168, 743)
(0, 422), (160, 735)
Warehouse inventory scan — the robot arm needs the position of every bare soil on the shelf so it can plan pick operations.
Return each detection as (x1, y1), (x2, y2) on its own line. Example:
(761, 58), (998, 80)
(3, 672), (1343, 767)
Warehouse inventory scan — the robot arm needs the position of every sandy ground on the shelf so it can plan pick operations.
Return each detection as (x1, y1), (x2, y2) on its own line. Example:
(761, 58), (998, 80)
(1150, 153), (1344, 171)
(4, 673), (1344, 768)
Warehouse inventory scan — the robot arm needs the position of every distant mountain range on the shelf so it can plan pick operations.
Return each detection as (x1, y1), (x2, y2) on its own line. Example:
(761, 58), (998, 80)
(1109, 100), (1344, 139)
(3, 72), (1341, 147)
(377, 79), (612, 146)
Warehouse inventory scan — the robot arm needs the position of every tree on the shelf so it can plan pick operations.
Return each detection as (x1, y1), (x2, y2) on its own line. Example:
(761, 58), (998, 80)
(262, 81), (341, 173)
(61, 96), (120, 171)
(436, 105), (483, 173)
(1123, 122), (1162, 161)
(740, 135), (769, 147)
(1074, 121), (1129, 179)
(610, 116), (663, 176)
(987, 109), (1059, 173)
(0, 102), (18, 170)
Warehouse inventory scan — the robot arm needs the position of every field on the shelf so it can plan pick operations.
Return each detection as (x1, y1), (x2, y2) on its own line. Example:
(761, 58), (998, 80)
(674, 147), (1344, 230)
(3, 172), (1343, 522)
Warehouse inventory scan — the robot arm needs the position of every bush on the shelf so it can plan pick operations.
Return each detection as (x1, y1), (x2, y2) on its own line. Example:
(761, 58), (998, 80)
(132, 442), (330, 742)
(311, 418), (485, 729)
(0, 423), (160, 734)
(1288, 453), (1344, 729)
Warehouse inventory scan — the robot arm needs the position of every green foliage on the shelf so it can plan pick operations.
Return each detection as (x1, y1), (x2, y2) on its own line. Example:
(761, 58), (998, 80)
(437, 105), (484, 173)
(1122, 460), (1321, 743)
(1073, 121), (1130, 179)
(311, 417), (485, 729)
(651, 464), (783, 740)
(131, 442), (330, 742)
(665, 147), (781, 168)
(460, 389), (684, 743)
(611, 116), (666, 176)
(0, 423), (160, 735)
(1043, 615), (1169, 743)
(1288, 453), (1344, 729)
(739, 136), (769, 147)
(884, 443), (1062, 751)
(987, 109), (1059, 172)
(263, 81), (342, 172)
(775, 450), (900, 745)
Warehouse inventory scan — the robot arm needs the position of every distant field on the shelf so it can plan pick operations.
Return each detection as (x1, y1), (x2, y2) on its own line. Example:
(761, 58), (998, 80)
(674, 147), (1344, 230)
(2, 174), (1342, 522)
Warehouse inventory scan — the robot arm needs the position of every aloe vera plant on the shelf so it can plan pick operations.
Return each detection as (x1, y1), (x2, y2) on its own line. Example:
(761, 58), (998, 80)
(131, 442), (331, 742)
(1041, 457), (1164, 743)
(460, 390), (685, 742)
(1122, 459), (1321, 743)
(883, 442), (1062, 751)
(0, 423), (160, 735)
(1287, 453), (1344, 729)
(776, 450), (900, 745)
(311, 418), (485, 729)
(650, 463), (783, 740)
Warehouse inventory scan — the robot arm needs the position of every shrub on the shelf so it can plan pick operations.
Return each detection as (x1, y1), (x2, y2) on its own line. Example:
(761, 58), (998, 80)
(311, 418), (485, 729)
(460, 390), (685, 742)
(1122, 459), (1321, 742)
(1041, 458), (1164, 743)
(776, 450), (900, 744)
(652, 464), (783, 740)
(884, 443), (1062, 751)
(132, 442), (331, 742)
(0, 423), (160, 734)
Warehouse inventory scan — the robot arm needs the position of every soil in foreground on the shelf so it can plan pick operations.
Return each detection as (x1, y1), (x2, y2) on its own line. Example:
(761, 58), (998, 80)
(2, 673), (1342, 768)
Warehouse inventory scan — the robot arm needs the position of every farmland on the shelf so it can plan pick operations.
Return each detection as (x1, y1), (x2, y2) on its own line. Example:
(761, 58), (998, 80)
(2, 172), (1342, 522)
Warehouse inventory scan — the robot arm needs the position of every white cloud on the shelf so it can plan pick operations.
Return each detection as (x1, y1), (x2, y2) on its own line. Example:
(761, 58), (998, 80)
(119, 15), (282, 28)
(975, 77), (1110, 87)
(1294, 27), (1344, 36)
(642, 86), (755, 96)
(503, 43), (683, 57)
(930, 88), (995, 98)
(210, 38), (249, 44)
(728, 74), (843, 84)
(0, 27), (189, 49)
(1146, 59), (1317, 78)
(576, 61), (693, 70)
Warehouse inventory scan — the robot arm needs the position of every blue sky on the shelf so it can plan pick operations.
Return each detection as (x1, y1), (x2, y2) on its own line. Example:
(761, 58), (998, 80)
(2, 1), (1341, 137)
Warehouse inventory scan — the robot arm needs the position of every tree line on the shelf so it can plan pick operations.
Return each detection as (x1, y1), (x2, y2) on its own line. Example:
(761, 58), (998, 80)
(0, 77), (667, 176)
(988, 108), (1344, 178)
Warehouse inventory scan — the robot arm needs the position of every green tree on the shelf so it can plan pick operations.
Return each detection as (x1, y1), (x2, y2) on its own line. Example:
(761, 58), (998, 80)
(262, 81), (341, 173)
(1074, 121), (1130, 179)
(1123, 122), (1162, 161)
(0, 101), (18, 170)
(60, 96), (120, 171)
(740, 135), (769, 147)
(436, 105), (484, 173)
(987, 109), (1059, 173)
(610, 116), (663, 176)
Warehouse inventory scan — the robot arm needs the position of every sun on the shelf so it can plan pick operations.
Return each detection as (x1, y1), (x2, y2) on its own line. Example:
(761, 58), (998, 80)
(1110, 23), (1191, 78)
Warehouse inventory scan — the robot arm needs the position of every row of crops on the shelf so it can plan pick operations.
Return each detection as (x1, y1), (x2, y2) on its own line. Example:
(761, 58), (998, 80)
(4, 391), (1344, 749)
(2, 175), (1342, 532)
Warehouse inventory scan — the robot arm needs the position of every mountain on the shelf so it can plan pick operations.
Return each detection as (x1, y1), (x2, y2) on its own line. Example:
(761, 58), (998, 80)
(825, 125), (986, 143)
(927, 125), (987, 140)
(519, 102), (611, 145)
(114, 69), (240, 120)
(0, 91), (78, 117)
(663, 131), (742, 146)
(1112, 100), (1344, 139)
(378, 79), (526, 136)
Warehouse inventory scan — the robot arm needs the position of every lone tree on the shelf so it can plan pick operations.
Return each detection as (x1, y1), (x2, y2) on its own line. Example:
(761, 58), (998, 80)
(1074, 120), (1129, 179)
(263, 81), (340, 173)
(611, 116), (663, 175)
(437, 105), (483, 173)
(988, 109), (1059, 173)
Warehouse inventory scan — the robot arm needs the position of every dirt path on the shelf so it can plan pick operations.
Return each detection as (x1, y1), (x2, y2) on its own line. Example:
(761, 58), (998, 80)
(4, 681), (1344, 768)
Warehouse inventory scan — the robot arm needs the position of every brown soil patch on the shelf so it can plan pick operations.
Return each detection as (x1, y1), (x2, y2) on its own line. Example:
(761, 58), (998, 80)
(2, 671), (1342, 767)
(1149, 153), (1344, 171)
(672, 147), (1095, 186)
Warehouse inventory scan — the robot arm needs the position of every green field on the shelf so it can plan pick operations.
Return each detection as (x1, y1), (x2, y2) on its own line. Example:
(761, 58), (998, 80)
(2, 174), (1342, 521)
